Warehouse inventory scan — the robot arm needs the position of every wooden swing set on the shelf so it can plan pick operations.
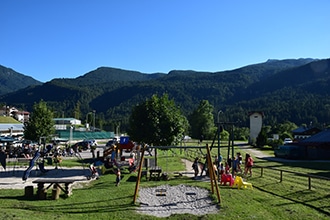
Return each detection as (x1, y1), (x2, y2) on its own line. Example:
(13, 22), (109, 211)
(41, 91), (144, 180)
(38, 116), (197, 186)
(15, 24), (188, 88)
(132, 144), (221, 204)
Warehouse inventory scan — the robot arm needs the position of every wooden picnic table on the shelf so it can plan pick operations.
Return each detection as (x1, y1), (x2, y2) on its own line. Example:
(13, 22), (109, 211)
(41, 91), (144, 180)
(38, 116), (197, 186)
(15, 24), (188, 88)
(32, 178), (75, 199)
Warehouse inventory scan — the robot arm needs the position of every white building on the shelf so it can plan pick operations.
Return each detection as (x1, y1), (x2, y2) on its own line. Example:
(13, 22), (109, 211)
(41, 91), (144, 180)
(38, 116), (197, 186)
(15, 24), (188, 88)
(53, 118), (81, 130)
(249, 111), (264, 144)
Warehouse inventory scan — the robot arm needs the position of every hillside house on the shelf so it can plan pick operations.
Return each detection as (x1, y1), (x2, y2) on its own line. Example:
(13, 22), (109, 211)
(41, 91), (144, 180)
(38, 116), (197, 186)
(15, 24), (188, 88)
(0, 106), (30, 122)
(13, 111), (30, 123)
(292, 126), (321, 142)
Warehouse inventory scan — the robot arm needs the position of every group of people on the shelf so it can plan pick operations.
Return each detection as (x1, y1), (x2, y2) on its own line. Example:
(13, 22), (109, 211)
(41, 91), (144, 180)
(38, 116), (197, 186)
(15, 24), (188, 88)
(192, 152), (254, 180)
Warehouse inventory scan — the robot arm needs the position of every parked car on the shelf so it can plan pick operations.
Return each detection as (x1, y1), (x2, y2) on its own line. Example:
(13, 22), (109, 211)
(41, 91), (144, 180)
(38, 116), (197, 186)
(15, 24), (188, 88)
(274, 145), (300, 159)
(106, 138), (118, 147)
(283, 138), (293, 144)
(72, 141), (90, 151)
(84, 139), (97, 147)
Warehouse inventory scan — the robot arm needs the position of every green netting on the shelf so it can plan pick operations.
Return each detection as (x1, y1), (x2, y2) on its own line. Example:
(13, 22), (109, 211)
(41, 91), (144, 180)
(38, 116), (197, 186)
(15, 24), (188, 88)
(56, 130), (115, 140)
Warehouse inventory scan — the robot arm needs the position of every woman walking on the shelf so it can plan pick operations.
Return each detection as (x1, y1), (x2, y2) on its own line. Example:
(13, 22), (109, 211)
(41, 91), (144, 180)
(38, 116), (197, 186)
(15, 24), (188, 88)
(244, 153), (254, 176)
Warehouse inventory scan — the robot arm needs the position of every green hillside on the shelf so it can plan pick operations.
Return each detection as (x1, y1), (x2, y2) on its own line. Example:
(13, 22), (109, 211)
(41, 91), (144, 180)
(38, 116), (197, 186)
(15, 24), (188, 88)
(0, 65), (42, 95)
(1, 58), (329, 131)
(0, 116), (21, 123)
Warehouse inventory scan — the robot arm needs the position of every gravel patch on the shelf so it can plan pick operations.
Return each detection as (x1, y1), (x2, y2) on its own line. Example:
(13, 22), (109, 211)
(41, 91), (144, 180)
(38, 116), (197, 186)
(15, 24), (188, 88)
(136, 184), (219, 218)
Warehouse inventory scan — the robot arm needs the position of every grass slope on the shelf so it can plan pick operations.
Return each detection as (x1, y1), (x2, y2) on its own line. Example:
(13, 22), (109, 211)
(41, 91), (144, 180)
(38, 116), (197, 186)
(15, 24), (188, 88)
(0, 116), (21, 123)
(0, 145), (329, 220)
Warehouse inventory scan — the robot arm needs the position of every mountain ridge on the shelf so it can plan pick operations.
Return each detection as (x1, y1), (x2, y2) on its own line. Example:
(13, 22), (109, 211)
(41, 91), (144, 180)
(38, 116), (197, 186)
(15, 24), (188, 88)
(0, 65), (42, 95)
(1, 58), (328, 131)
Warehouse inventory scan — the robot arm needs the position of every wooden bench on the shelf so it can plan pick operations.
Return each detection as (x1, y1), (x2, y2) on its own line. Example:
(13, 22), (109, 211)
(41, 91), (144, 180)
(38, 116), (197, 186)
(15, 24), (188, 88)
(149, 167), (162, 181)
(32, 178), (75, 199)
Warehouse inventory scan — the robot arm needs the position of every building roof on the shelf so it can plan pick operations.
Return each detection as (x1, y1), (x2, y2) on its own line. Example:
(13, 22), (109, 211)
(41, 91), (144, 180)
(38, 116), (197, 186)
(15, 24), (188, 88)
(300, 128), (330, 144)
(53, 118), (78, 121)
(0, 123), (24, 132)
(248, 111), (265, 118)
(292, 126), (321, 135)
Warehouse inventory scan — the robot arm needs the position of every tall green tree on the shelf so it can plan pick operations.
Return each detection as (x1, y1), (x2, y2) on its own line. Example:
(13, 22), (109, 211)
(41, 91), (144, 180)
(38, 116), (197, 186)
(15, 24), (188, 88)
(73, 101), (81, 120)
(256, 126), (268, 148)
(189, 100), (215, 140)
(24, 100), (55, 142)
(128, 94), (188, 146)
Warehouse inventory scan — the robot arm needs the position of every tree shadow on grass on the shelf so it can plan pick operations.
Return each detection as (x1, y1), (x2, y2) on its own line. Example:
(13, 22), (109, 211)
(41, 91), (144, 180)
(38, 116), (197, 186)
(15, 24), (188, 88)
(254, 185), (330, 216)
(1, 193), (136, 214)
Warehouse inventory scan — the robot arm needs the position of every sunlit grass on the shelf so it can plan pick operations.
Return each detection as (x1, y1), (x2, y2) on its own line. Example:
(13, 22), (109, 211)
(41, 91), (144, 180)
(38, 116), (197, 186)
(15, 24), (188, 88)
(1, 140), (329, 219)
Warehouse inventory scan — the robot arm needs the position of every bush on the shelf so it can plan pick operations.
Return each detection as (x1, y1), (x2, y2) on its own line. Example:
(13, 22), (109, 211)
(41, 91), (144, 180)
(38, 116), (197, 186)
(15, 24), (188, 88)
(268, 139), (283, 149)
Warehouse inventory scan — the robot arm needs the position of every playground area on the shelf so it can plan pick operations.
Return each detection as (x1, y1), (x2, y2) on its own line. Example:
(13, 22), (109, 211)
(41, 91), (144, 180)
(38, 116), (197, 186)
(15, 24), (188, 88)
(0, 156), (222, 217)
(0, 141), (225, 217)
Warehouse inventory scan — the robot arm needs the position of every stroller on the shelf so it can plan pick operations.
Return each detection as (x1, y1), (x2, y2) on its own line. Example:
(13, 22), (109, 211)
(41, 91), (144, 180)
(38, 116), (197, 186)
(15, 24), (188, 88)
(87, 164), (99, 180)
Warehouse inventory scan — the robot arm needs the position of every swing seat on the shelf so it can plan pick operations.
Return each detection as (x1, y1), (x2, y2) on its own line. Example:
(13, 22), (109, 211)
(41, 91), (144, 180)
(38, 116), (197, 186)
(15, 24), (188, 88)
(155, 188), (167, 196)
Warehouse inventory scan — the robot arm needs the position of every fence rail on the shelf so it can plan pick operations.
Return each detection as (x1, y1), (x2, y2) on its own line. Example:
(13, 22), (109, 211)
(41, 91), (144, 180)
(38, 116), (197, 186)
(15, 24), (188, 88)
(254, 165), (330, 190)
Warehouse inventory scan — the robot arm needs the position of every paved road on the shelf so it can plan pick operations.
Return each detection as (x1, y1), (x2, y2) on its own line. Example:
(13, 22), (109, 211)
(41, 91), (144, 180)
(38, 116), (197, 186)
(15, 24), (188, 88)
(236, 143), (330, 163)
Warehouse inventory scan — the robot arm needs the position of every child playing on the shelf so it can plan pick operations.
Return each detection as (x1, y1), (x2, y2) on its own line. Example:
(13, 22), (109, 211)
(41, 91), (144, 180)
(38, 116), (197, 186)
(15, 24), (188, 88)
(192, 157), (199, 179)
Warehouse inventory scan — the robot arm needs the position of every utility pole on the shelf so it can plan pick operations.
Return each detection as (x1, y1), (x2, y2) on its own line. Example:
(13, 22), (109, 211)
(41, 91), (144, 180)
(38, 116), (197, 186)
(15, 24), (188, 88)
(93, 110), (96, 132)
(217, 110), (223, 161)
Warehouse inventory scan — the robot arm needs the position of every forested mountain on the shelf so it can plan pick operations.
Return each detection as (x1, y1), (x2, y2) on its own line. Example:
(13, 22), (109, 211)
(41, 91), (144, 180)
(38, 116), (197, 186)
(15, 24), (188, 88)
(1, 58), (329, 132)
(0, 65), (42, 95)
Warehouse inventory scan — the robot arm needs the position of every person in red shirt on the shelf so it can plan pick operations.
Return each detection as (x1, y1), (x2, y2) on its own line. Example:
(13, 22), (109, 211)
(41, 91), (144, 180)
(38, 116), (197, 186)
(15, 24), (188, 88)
(244, 153), (254, 176)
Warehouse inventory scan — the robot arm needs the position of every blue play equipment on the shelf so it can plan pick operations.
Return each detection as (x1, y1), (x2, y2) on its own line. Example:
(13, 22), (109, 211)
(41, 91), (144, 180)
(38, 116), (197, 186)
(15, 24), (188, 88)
(38, 161), (48, 173)
(0, 151), (6, 170)
(22, 151), (41, 181)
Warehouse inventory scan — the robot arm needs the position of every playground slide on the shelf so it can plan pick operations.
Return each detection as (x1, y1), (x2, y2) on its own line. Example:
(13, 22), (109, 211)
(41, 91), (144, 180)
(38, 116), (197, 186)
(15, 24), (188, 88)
(22, 151), (41, 181)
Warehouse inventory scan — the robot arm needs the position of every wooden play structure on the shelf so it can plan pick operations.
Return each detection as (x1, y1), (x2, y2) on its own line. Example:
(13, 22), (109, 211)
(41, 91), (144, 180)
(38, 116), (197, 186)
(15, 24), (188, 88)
(101, 136), (140, 175)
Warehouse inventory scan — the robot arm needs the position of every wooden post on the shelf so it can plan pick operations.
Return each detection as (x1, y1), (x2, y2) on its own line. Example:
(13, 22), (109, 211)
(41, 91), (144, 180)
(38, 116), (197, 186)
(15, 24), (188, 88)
(308, 177), (311, 190)
(39, 189), (47, 200)
(206, 144), (221, 204)
(206, 144), (214, 194)
(37, 183), (47, 200)
(65, 183), (72, 197)
(133, 145), (146, 204)
(280, 170), (283, 182)
(24, 186), (34, 198)
(52, 185), (60, 200)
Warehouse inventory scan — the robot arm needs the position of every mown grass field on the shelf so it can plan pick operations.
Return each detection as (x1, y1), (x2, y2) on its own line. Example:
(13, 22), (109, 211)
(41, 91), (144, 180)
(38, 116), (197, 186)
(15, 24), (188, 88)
(1, 141), (329, 220)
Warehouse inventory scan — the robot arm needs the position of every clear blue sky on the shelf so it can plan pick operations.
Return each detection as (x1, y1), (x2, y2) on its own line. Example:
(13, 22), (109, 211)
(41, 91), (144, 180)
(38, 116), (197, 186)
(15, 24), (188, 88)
(1, 1), (329, 82)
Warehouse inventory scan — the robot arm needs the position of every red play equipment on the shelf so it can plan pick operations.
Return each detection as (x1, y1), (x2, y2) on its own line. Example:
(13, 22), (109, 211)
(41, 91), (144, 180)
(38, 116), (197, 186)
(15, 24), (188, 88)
(220, 173), (234, 186)
(118, 136), (134, 150)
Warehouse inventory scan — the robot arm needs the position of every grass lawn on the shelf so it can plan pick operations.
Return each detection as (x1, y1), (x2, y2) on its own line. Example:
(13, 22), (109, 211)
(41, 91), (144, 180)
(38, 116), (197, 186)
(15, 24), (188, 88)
(0, 142), (329, 220)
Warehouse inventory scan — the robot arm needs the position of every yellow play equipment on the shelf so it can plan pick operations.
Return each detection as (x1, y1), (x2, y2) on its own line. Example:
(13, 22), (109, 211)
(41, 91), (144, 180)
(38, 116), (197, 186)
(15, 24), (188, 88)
(232, 176), (253, 189)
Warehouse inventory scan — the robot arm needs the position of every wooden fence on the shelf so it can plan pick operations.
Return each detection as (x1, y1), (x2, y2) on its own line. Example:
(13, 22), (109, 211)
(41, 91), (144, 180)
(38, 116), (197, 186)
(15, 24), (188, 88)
(254, 165), (330, 190)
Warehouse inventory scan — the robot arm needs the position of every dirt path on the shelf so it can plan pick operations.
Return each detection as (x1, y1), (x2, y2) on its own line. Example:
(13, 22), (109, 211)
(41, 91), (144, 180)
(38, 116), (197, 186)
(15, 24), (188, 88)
(181, 159), (195, 178)
(235, 144), (270, 158)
